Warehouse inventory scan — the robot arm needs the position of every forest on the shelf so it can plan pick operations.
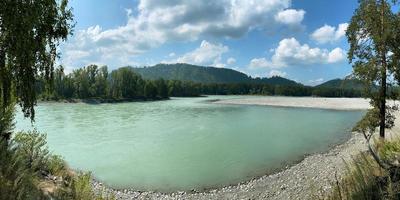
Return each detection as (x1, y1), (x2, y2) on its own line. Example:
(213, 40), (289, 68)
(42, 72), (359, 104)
(36, 65), (365, 100)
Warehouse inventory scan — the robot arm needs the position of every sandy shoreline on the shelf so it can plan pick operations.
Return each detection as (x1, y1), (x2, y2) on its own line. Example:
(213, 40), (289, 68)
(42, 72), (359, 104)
(92, 96), (397, 200)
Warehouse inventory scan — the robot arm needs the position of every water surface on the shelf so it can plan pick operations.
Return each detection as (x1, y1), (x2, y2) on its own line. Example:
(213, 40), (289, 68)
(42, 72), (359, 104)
(16, 96), (365, 191)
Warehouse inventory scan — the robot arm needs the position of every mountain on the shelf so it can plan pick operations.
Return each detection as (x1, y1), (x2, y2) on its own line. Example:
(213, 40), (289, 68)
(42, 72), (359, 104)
(316, 78), (364, 90)
(255, 76), (301, 86)
(131, 63), (302, 86)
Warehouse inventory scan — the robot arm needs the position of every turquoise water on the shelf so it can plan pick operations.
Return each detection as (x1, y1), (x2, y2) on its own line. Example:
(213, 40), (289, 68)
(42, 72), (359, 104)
(15, 96), (365, 192)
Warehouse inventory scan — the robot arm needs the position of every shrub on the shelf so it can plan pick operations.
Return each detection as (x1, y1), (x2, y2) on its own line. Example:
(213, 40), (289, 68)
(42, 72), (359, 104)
(54, 172), (115, 200)
(47, 155), (68, 177)
(1, 130), (114, 200)
(13, 130), (50, 174)
(0, 139), (47, 200)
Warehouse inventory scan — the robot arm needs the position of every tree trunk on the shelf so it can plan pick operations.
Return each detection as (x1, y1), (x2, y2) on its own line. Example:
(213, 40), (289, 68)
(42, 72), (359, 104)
(0, 48), (10, 143)
(379, 0), (387, 139)
(379, 74), (386, 139)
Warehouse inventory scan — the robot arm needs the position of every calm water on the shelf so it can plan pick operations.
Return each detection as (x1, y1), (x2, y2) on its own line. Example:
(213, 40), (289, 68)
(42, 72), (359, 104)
(16, 96), (364, 192)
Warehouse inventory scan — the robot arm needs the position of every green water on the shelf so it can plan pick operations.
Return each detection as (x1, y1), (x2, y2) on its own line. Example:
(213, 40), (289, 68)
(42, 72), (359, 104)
(16, 96), (364, 192)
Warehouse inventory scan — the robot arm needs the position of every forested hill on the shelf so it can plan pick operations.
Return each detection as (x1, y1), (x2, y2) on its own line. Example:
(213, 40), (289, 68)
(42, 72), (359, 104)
(38, 64), (366, 100)
(311, 78), (365, 97)
(131, 63), (301, 86)
(316, 78), (364, 90)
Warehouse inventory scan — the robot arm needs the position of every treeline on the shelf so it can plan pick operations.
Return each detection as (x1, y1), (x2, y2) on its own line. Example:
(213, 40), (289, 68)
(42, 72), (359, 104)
(36, 65), (202, 101)
(36, 65), (364, 100)
(199, 83), (363, 97)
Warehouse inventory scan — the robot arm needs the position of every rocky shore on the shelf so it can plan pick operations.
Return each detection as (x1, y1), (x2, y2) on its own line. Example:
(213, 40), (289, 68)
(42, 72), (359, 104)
(91, 97), (398, 200)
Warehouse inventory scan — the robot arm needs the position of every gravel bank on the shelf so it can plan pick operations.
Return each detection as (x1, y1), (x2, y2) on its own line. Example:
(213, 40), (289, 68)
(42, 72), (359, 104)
(214, 96), (371, 110)
(92, 97), (398, 200)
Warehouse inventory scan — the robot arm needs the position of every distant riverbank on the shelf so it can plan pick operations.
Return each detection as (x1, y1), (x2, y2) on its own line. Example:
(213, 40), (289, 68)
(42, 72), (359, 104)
(213, 96), (371, 110)
(37, 97), (170, 104)
(87, 96), (384, 200)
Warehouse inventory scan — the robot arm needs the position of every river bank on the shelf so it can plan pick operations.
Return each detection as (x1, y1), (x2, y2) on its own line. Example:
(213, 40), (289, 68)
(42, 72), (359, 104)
(88, 96), (394, 199)
(38, 97), (170, 104)
(214, 96), (371, 110)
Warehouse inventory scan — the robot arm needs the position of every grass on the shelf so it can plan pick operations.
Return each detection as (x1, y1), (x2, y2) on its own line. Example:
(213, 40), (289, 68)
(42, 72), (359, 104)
(326, 139), (400, 200)
(0, 130), (115, 200)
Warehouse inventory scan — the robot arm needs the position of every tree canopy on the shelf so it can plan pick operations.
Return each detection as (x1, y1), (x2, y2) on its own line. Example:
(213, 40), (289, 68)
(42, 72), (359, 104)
(347, 0), (400, 138)
(0, 0), (74, 120)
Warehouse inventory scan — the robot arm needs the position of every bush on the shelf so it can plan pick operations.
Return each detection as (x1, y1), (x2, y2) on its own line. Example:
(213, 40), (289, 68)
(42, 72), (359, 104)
(47, 155), (68, 177)
(54, 172), (115, 200)
(1, 130), (114, 200)
(13, 130), (50, 174)
(0, 139), (47, 200)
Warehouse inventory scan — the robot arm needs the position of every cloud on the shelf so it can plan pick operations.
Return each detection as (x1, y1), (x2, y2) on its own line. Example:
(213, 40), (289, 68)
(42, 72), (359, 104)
(249, 58), (272, 69)
(268, 70), (287, 77)
(309, 78), (324, 85)
(311, 23), (348, 44)
(227, 57), (236, 65)
(327, 48), (346, 63)
(60, 0), (304, 69)
(164, 40), (229, 67)
(168, 52), (176, 57)
(274, 9), (305, 25)
(249, 37), (346, 69)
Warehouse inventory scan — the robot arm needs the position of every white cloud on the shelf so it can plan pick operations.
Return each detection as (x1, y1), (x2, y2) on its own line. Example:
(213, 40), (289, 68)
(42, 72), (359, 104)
(274, 9), (305, 25)
(227, 57), (236, 65)
(309, 78), (324, 85)
(248, 37), (346, 69)
(164, 40), (229, 67)
(328, 48), (346, 63)
(60, 0), (304, 69)
(249, 58), (272, 69)
(169, 52), (176, 57)
(268, 70), (287, 77)
(311, 23), (348, 44)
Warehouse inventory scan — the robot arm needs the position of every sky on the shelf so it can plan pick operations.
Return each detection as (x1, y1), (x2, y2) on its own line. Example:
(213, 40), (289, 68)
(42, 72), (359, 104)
(59, 0), (359, 86)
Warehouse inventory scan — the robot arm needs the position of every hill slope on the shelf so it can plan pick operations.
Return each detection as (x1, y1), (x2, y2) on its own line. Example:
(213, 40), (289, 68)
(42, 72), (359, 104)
(316, 78), (364, 90)
(132, 63), (301, 86)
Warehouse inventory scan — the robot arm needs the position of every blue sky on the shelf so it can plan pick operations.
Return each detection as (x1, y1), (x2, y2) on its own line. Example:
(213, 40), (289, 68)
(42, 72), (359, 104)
(60, 0), (359, 85)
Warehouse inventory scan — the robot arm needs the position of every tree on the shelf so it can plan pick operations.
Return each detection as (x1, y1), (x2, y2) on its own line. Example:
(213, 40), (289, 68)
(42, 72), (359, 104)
(95, 66), (109, 98)
(0, 0), (74, 122)
(155, 79), (168, 98)
(144, 81), (157, 99)
(54, 65), (66, 99)
(347, 0), (400, 139)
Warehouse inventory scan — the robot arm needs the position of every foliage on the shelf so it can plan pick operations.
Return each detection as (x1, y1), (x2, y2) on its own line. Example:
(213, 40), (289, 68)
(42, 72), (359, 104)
(55, 172), (115, 200)
(1, 127), (114, 200)
(13, 130), (50, 173)
(39, 65), (368, 100)
(315, 78), (365, 90)
(0, 138), (46, 200)
(134, 63), (252, 84)
(46, 155), (68, 177)
(0, 0), (74, 120)
(347, 0), (400, 138)
(134, 63), (302, 86)
(327, 139), (400, 200)
(0, 95), (15, 139)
